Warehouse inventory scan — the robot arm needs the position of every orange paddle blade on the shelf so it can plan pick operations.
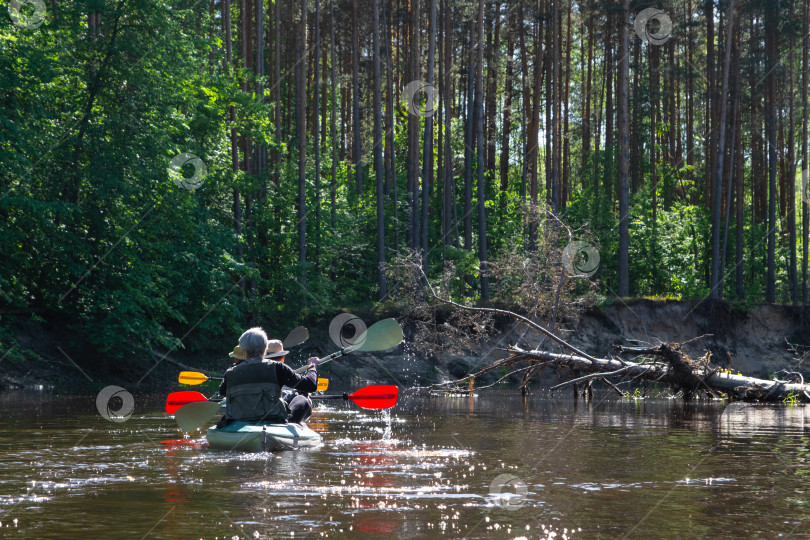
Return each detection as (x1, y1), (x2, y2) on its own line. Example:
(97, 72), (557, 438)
(178, 371), (210, 385)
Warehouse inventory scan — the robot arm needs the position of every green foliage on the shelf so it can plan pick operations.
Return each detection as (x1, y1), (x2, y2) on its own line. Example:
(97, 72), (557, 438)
(0, 1), (254, 364)
(439, 245), (481, 299)
(1, 0), (807, 384)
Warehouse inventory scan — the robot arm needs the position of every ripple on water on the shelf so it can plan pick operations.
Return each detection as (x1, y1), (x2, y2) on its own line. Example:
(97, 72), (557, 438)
(4, 393), (809, 539)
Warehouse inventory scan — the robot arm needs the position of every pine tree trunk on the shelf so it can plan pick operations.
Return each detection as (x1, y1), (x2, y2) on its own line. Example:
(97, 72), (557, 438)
(256, 0), (266, 180)
(296, 0), (308, 295)
(313, 0), (321, 272)
(500, 5), (514, 191)
(582, 8), (593, 182)
(224, 0), (243, 294)
(705, 0), (716, 208)
(765, 0), (778, 303)
(544, 16), (552, 203)
(273, 0), (282, 186)
(735, 53), (745, 301)
(463, 20), (475, 252)
(517, 0), (529, 207)
(802, 0), (810, 305)
(788, 5), (798, 305)
(372, 0), (386, 299)
(664, 39), (676, 210)
(722, 25), (741, 298)
(750, 19), (765, 223)
(352, 0), (362, 196)
(384, 0), (397, 250)
(485, 2), (500, 173)
(617, 0), (630, 297)
(686, 0), (695, 203)
(330, 0), (337, 231)
(710, 0), (734, 299)
(603, 11), (613, 198)
(649, 36), (658, 223)
(550, 0), (561, 211)
(561, 6), (571, 208)
(408, 0), (421, 250)
(443, 0), (454, 247)
(476, 0), (489, 299)
(527, 12), (543, 251)
(421, 0), (437, 269)
(631, 36), (641, 193)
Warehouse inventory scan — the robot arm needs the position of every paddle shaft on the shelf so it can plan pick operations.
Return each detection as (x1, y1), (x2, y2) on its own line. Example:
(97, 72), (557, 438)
(311, 385), (398, 409)
(310, 392), (395, 401)
(293, 319), (402, 374)
(311, 393), (350, 400)
(294, 348), (346, 374)
(172, 384), (397, 430)
(311, 394), (398, 409)
(192, 391), (394, 402)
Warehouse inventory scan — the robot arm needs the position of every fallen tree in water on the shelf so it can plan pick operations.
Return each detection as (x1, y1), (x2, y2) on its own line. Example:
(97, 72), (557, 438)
(504, 344), (810, 402)
(389, 247), (809, 403)
(423, 291), (810, 403)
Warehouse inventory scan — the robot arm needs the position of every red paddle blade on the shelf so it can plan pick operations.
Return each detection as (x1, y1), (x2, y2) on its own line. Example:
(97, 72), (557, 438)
(347, 385), (399, 409)
(165, 391), (208, 414)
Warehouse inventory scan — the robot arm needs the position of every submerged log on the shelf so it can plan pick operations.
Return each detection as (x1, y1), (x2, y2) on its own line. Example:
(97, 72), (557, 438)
(507, 345), (810, 403)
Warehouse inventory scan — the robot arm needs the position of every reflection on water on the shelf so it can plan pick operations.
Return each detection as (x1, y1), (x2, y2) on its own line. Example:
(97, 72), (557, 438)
(1, 391), (809, 538)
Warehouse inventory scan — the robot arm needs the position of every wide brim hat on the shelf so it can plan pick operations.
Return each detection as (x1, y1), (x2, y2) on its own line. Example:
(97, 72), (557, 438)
(228, 345), (247, 360)
(264, 339), (289, 359)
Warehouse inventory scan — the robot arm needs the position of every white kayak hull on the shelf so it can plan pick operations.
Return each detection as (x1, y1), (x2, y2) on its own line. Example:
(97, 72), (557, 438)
(206, 421), (322, 452)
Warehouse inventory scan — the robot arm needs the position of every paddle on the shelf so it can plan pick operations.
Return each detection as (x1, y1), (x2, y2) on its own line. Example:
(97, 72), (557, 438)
(174, 400), (222, 432)
(311, 385), (399, 409)
(165, 391), (209, 414)
(293, 318), (403, 374)
(172, 385), (399, 431)
(178, 371), (218, 385)
(179, 370), (329, 391)
(281, 326), (309, 348)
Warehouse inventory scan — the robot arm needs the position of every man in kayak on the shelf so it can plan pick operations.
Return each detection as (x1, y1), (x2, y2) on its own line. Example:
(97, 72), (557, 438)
(264, 338), (319, 423)
(217, 327), (319, 426)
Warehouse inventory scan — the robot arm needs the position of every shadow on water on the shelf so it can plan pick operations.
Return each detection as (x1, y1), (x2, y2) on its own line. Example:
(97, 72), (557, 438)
(0, 389), (809, 538)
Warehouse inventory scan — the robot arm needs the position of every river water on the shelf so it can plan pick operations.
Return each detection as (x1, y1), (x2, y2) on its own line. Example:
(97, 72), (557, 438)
(1, 389), (809, 539)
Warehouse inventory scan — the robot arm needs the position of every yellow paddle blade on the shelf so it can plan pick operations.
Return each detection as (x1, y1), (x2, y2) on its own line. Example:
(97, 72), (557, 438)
(317, 378), (329, 391)
(178, 371), (209, 385)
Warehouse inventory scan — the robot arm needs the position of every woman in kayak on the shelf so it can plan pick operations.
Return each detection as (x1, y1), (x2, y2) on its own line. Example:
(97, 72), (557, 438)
(217, 327), (318, 427)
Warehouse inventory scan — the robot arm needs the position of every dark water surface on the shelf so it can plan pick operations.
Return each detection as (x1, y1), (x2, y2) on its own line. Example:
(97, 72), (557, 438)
(1, 390), (809, 539)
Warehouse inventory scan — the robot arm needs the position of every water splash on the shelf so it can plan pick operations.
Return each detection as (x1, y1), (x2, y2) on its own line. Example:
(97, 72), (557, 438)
(381, 409), (392, 440)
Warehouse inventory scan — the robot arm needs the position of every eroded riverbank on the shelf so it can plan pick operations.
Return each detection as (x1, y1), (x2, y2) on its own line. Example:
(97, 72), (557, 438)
(3, 300), (808, 392)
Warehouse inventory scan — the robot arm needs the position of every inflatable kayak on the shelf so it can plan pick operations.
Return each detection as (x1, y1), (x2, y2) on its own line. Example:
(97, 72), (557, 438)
(206, 421), (322, 452)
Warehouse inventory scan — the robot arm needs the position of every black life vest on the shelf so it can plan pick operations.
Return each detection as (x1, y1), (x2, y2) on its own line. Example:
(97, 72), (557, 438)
(223, 358), (289, 422)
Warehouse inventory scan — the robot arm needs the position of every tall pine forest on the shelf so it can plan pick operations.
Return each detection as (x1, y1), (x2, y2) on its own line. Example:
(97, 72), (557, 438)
(2, 0), (810, 364)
